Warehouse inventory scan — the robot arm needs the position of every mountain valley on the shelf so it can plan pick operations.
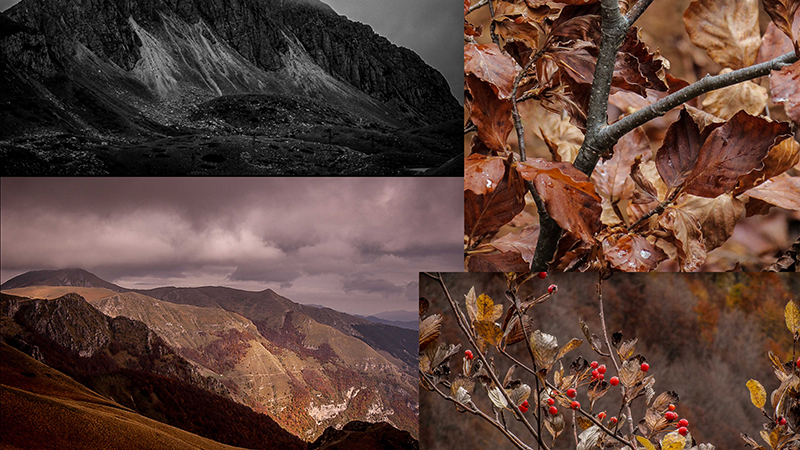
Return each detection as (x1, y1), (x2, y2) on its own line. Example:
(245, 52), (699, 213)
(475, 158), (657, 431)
(1, 268), (419, 448)
(0, 0), (461, 175)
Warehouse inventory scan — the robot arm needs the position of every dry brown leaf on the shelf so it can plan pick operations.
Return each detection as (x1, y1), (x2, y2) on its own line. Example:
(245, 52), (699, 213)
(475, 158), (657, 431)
(656, 108), (703, 191)
(465, 154), (527, 242)
(419, 314), (442, 351)
(701, 69), (768, 119)
(761, 0), (800, 44)
(736, 137), (800, 193)
(467, 251), (531, 272)
(465, 153), (506, 195)
(593, 127), (650, 204)
(522, 101), (585, 163)
(494, 1), (549, 50)
(743, 174), (800, 212)
(658, 207), (707, 272)
(771, 60), (800, 127)
(683, 0), (761, 69)
(464, 43), (521, 99)
(491, 224), (540, 268)
(602, 233), (667, 272)
(466, 75), (514, 153)
(683, 111), (793, 197)
(674, 194), (745, 252)
(517, 159), (602, 244)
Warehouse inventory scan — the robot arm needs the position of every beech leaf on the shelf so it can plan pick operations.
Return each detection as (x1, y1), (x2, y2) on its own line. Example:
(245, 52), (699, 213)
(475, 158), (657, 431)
(744, 174), (800, 212)
(770, 60), (800, 127)
(593, 127), (649, 203)
(517, 159), (602, 243)
(736, 138), (800, 193)
(466, 75), (514, 152)
(674, 194), (744, 252)
(656, 108), (703, 191)
(683, 111), (792, 198)
(465, 154), (527, 241)
(490, 225), (540, 268)
(683, 0), (761, 69)
(419, 314), (442, 351)
(602, 233), (667, 272)
(467, 251), (531, 272)
(658, 207), (707, 272)
(464, 43), (520, 99)
(761, 0), (800, 44)
(701, 70), (768, 120)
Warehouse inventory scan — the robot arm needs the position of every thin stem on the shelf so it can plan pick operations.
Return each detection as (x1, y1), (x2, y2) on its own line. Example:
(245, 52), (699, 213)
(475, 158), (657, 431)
(468, 0), (489, 14)
(431, 273), (551, 450)
(422, 371), (534, 450)
(624, 0), (655, 26)
(512, 50), (545, 162)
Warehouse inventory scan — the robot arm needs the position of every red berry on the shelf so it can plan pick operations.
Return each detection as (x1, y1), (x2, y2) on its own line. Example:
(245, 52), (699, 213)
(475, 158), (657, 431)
(665, 412), (678, 421)
(641, 362), (650, 372)
(571, 401), (580, 410)
(567, 388), (577, 398)
(537, 272), (547, 279)
(464, 350), (473, 360)
(678, 427), (688, 436)
(678, 419), (689, 427)
(552, 390), (559, 395)
(590, 361), (599, 369)
(598, 411), (606, 420)
(519, 404), (528, 413)
(591, 369), (599, 379)
(668, 404), (676, 412)
(778, 417), (787, 425)
(796, 357), (800, 369)
(548, 284), (558, 294)
(609, 376), (620, 386)
(549, 406), (558, 415)
(521, 400), (529, 408)
(610, 417), (618, 424)
(598, 373), (605, 380)
(547, 398), (555, 406)
(598, 364), (607, 375)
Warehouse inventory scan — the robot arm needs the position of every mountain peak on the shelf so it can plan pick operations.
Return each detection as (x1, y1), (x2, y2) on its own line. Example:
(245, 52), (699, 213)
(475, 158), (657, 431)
(1, 268), (126, 292)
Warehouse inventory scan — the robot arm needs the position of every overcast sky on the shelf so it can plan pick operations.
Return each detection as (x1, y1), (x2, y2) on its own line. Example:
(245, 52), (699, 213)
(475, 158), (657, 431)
(0, 178), (463, 316)
(0, 0), (462, 101)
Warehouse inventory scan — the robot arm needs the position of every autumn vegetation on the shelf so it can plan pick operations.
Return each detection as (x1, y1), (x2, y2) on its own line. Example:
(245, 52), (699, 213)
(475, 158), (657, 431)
(419, 272), (799, 450)
(464, 0), (800, 272)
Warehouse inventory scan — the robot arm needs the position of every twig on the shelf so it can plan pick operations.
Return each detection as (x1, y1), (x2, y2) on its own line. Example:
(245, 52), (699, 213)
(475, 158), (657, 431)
(624, 0), (655, 26)
(512, 50), (545, 162)
(468, 0), (489, 14)
(422, 371), (535, 450)
(430, 273), (551, 450)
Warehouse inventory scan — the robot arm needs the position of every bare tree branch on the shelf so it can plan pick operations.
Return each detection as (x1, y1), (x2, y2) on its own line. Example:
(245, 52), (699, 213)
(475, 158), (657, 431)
(624, 0), (655, 26)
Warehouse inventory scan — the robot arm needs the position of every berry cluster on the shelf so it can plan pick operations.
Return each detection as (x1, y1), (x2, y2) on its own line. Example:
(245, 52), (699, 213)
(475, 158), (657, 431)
(665, 404), (689, 435)
(590, 360), (606, 381)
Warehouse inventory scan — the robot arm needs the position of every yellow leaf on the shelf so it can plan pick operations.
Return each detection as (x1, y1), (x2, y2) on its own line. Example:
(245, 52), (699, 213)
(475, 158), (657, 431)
(746, 379), (766, 409)
(475, 320), (504, 347)
(477, 293), (503, 322)
(556, 338), (583, 360)
(661, 431), (687, 450)
(785, 300), (800, 334)
(638, 436), (657, 450)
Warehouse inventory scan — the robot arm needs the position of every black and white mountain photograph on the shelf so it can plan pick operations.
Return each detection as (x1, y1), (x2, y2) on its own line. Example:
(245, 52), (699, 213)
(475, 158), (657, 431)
(0, 0), (462, 175)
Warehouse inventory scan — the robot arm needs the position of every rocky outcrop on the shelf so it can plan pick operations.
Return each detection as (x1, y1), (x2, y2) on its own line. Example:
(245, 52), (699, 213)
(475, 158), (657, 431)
(310, 421), (419, 450)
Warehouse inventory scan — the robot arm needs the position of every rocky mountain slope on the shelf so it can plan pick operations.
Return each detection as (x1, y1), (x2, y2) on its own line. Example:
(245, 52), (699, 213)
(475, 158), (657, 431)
(1, 342), (255, 450)
(0, 0), (460, 175)
(0, 292), (307, 449)
(1, 269), (420, 441)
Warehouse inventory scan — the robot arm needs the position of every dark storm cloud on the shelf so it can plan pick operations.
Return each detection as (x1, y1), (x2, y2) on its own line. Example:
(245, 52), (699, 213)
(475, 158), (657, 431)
(0, 178), (463, 315)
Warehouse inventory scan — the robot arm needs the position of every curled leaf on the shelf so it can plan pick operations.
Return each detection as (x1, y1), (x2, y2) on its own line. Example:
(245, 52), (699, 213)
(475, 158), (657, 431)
(683, 0), (761, 69)
(488, 385), (509, 409)
(662, 431), (687, 450)
(557, 338), (584, 360)
(531, 330), (560, 370)
(419, 314), (442, 351)
(785, 300), (800, 334)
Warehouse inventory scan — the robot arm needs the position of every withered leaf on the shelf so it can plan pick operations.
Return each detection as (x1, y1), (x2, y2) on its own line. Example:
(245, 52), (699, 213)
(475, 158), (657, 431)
(465, 286), (478, 324)
(556, 338), (583, 360)
(531, 330), (560, 370)
(454, 385), (472, 404)
(487, 385), (509, 409)
(786, 300), (800, 334)
(464, 43), (521, 99)
(658, 207), (707, 272)
(662, 431), (687, 450)
(744, 174), (800, 212)
(419, 297), (429, 317)
(651, 391), (679, 411)
(736, 138), (800, 193)
(674, 194), (744, 252)
(619, 355), (647, 387)
(465, 75), (514, 152)
(761, 0), (800, 44)
(593, 127), (649, 204)
(493, 2), (549, 51)
(575, 416), (594, 431)
(701, 70), (768, 120)
(602, 233), (667, 272)
(618, 338), (638, 360)
(683, 0), (761, 69)
(611, 332), (623, 348)
(419, 314), (442, 351)
(507, 383), (532, 406)
(503, 364), (517, 388)
(741, 433), (766, 450)
(771, 60), (800, 127)
(477, 293), (504, 322)
(502, 313), (533, 347)
(545, 411), (566, 440)
(475, 320), (504, 348)
(465, 153), (506, 195)
(452, 375), (476, 396)
(638, 436), (658, 450)
(523, 100), (584, 163)
(491, 225), (540, 268)
(656, 108), (703, 191)
(422, 342), (461, 374)
(683, 111), (793, 197)
(580, 319), (609, 356)
(467, 251), (531, 272)
(644, 409), (671, 435)
(746, 379), (767, 408)
(577, 426), (602, 450)
(465, 154), (527, 242)
(517, 159), (602, 243)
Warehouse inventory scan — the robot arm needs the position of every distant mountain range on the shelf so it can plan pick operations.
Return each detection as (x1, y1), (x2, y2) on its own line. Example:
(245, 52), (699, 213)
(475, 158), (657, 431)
(1, 268), (419, 448)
